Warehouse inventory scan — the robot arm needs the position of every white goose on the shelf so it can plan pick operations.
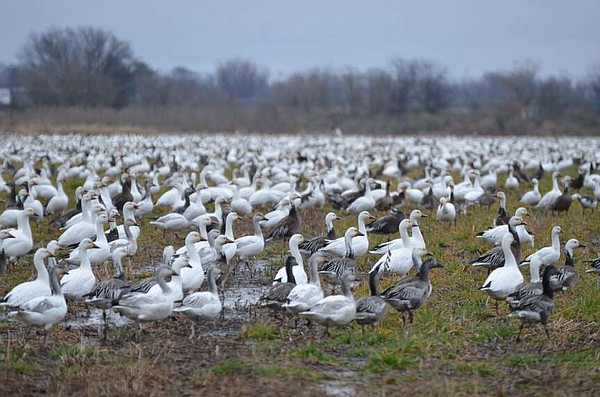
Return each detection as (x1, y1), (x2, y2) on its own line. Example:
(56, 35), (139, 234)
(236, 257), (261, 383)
(479, 233), (524, 314)
(369, 219), (415, 277)
(112, 267), (178, 328)
(346, 178), (376, 213)
(234, 213), (265, 261)
(66, 212), (110, 264)
(320, 211), (374, 257)
(521, 226), (562, 266)
(519, 178), (541, 206)
(476, 207), (534, 248)
(370, 209), (428, 254)
(504, 165), (519, 190)
(173, 265), (223, 338)
(298, 272), (356, 336)
(436, 197), (456, 223)
(283, 252), (324, 317)
(9, 267), (68, 342)
(60, 238), (100, 300)
(57, 194), (97, 247)
(273, 234), (307, 285)
(1, 247), (55, 309)
(45, 172), (69, 215)
(536, 171), (562, 209)
(180, 231), (206, 292)
(1, 207), (38, 262)
(146, 256), (191, 308)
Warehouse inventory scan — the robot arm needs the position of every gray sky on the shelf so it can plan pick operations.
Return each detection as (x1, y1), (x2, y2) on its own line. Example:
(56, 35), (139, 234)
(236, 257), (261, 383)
(2, 0), (599, 79)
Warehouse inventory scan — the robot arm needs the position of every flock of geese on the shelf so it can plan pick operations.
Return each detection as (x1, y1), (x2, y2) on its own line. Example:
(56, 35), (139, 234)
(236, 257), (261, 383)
(0, 134), (599, 343)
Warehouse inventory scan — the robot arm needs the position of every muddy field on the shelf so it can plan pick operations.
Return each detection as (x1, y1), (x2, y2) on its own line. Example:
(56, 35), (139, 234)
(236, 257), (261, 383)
(1, 163), (600, 396)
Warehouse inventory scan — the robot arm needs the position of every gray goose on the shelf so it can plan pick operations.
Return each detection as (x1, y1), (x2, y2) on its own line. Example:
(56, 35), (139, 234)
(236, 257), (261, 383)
(319, 227), (362, 286)
(266, 203), (300, 242)
(365, 207), (405, 237)
(259, 256), (297, 311)
(298, 212), (340, 255)
(509, 265), (558, 341)
(507, 255), (543, 306)
(585, 257), (600, 274)
(354, 263), (387, 334)
(381, 250), (442, 325)
(550, 239), (585, 292)
(471, 216), (526, 273)
(84, 246), (131, 338)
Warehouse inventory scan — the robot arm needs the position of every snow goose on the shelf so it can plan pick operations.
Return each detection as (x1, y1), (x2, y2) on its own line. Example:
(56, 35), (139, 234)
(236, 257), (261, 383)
(134, 180), (155, 218)
(84, 246), (131, 337)
(230, 185), (253, 216)
(273, 234), (307, 284)
(1, 247), (54, 309)
(369, 219), (416, 277)
(9, 267), (68, 344)
(472, 216), (528, 273)
(67, 212), (110, 264)
(2, 207), (38, 262)
(249, 178), (285, 207)
(346, 178), (376, 213)
(266, 202), (300, 242)
(397, 182), (424, 206)
(45, 172), (68, 215)
(235, 213), (265, 261)
(536, 171), (562, 210)
(571, 193), (598, 212)
(259, 198), (291, 229)
(508, 265), (558, 341)
(436, 197), (456, 224)
(479, 233), (524, 314)
(319, 227), (362, 284)
(113, 201), (141, 240)
(370, 209), (427, 254)
(521, 226), (562, 267)
(146, 256), (191, 308)
(298, 272), (356, 336)
(381, 252), (442, 325)
(354, 263), (387, 334)
(476, 208), (533, 248)
(108, 219), (139, 256)
(320, 211), (374, 257)
(50, 187), (83, 229)
(298, 212), (341, 255)
(283, 252), (325, 318)
(504, 165), (519, 190)
(113, 267), (179, 330)
(60, 238), (100, 301)
(180, 231), (206, 293)
(520, 178), (541, 206)
(585, 257), (600, 275)
(549, 239), (584, 292)
(173, 265), (223, 338)
(182, 184), (208, 221)
(57, 194), (97, 247)
(260, 256), (297, 310)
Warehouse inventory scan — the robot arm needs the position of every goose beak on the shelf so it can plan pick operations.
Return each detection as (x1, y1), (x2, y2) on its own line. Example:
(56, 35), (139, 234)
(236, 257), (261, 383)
(335, 215), (342, 221)
(356, 231), (365, 237)
(578, 243), (586, 248)
(92, 242), (101, 249)
(225, 237), (235, 244)
(424, 251), (434, 257)
(199, 236), (207, 242)
(421, 213), (429, 218)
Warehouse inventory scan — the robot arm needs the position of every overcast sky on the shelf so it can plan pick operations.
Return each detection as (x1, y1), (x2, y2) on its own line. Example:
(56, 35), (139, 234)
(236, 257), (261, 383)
(2, 0), (599, 79)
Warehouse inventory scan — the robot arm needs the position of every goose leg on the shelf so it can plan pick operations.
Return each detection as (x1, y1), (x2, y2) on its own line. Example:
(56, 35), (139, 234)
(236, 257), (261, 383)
(516, 323), (524, 342)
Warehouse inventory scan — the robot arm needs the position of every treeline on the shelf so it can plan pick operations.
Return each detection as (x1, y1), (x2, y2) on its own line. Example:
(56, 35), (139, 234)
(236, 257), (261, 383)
(1, 26), (600, 134)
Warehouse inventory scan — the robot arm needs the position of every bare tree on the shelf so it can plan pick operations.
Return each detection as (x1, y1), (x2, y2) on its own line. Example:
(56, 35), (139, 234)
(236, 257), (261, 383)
(500, 60), (539, 119)
(366, 69), (394, 114)
(18, 26), (137, 107)
(588, 65), (600, 112)
(216, 58), (268, 100)
(537, 75), (573, 118)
